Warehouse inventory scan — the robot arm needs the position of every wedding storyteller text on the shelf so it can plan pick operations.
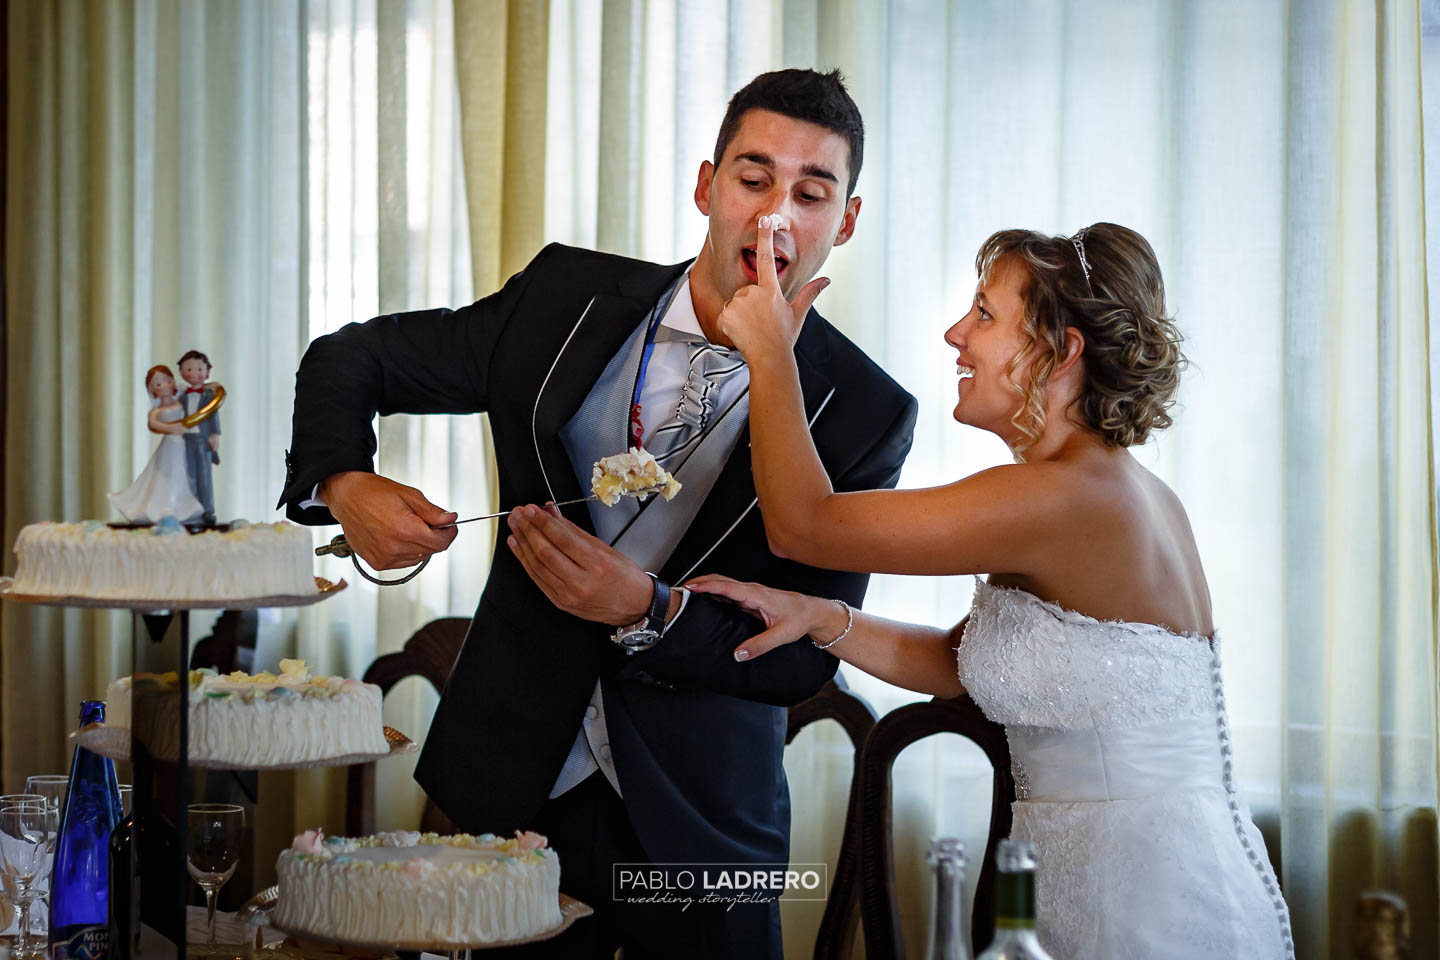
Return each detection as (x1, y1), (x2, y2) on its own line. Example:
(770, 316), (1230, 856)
(613, 863), (828, 907)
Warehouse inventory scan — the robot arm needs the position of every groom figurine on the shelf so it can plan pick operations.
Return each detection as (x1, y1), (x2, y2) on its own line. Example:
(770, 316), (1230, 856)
(279, 70), (917, 957)
(177, 349), (221, 525)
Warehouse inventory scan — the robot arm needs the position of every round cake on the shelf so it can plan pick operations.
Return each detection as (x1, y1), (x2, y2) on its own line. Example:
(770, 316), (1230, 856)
(8, 519), (315, 601)
(274, 830), (562, 946)
(106, 660), (388, 767)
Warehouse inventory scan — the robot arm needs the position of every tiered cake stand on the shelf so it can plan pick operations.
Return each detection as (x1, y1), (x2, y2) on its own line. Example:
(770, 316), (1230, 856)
(1, 577), (592, 958)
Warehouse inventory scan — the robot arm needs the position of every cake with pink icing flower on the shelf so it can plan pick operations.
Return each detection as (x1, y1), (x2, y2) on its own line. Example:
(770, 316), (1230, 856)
(273, 829), (562, 946)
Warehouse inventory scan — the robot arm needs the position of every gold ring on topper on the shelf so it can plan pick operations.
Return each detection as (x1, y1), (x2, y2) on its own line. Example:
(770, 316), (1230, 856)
(179, 385), (226, 428)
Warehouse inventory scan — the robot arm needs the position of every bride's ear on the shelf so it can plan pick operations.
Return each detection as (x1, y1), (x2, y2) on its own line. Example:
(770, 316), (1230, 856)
(1055, 327), (1085, 377)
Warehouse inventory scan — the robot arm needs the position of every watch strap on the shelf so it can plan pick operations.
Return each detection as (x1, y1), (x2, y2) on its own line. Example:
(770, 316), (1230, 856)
(642, 573), (671, 634)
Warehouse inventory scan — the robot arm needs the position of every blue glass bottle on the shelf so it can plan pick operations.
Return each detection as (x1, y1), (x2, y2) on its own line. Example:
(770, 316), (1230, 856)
(50, 700), (122, 960)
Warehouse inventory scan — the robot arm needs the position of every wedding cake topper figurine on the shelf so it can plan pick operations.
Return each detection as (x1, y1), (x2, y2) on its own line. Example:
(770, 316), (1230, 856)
(107, 354), (227, 526)
(176, 349), (225, 525)
(107, 365), (206, 523)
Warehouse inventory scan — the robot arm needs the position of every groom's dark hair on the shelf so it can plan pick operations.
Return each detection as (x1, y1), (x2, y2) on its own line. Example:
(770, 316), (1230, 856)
(713, 69), (865, 197)
(178, 349), (212, 371)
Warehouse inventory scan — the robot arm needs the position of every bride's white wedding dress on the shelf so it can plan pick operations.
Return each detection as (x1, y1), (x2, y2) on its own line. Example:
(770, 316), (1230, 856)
(957, 579), (1294, 959)
(108, 404), (204, 523)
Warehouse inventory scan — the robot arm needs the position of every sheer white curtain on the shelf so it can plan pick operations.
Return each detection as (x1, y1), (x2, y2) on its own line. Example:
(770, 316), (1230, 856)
(288, 0), (480, 834)
(545, 2), (1437, 957)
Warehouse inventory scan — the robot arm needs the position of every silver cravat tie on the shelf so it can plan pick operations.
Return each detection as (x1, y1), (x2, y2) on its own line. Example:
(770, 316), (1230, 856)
(645, 339), (745, 468)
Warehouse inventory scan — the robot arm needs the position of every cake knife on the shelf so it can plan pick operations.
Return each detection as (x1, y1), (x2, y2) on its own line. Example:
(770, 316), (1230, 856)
(314, 494), (600, 559)
(434, 495), (599, 528)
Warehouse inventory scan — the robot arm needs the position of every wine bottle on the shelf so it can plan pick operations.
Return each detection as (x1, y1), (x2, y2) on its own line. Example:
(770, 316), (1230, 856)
(976, 839), (1055, 960)
(924, 837), (972, 960)
(106, 813), (134, 960)
(50, 701), (122, 960)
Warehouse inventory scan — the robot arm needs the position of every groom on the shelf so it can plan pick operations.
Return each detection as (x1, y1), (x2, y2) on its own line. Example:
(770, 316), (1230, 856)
(279, 69), (917, 956)
(178, 349), (221, 525)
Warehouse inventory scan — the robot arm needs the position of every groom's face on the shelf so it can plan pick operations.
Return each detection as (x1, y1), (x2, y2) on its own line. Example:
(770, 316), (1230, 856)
(693, 109), (860, 311)
(180, 359), (209, 387)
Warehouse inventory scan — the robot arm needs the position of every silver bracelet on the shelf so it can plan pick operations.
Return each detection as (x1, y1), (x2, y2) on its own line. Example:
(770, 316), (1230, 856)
(812, 599), (853, 650)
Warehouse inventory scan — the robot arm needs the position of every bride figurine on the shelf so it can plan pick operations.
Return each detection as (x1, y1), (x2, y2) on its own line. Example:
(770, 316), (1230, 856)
(108, 365), (205, 524)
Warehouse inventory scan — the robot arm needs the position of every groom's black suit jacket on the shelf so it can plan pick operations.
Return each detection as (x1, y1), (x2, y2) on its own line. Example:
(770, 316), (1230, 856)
(279, 244), (917, 869)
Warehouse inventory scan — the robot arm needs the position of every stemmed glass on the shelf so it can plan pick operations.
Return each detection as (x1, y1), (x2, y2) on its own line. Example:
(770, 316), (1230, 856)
(0, 798), (56, 959)
(0, 795), (45, 941)
(186, 804), (245, 945)
(23, 776), (66, 935)
(22, 778), (66, 817)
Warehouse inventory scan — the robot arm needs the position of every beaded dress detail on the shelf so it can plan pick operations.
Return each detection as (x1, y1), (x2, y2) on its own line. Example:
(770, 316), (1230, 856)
(956, 579), (1293, 960)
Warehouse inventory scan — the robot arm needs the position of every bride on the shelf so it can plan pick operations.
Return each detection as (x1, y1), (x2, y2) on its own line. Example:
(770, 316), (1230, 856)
(109, 365), (204, 524)
(687, 220), (1294, 958)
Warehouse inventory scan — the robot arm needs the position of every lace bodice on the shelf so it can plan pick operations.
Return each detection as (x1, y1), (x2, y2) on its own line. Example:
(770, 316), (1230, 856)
(957, 578), (1216, 730)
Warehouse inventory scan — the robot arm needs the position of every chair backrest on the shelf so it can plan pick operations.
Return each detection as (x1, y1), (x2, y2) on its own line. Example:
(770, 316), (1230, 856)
(785, 674), (879, 960)
(857, 694), (1014, 959)
(345, 617), (469, 836)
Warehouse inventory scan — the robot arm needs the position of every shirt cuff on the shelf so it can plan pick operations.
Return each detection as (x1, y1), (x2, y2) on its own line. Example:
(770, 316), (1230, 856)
(298, 483), (327, 511)
(661, 587), (691, 635)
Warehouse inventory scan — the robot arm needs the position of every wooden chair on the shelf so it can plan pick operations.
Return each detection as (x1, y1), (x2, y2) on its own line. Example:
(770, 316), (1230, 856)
(857, 694), (1015, 958)
(345, 617), (469, 836)
(784, 674), (879, 960)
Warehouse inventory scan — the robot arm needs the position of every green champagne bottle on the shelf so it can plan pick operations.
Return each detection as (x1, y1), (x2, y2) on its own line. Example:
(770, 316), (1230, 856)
(977, 839), (1056, 960)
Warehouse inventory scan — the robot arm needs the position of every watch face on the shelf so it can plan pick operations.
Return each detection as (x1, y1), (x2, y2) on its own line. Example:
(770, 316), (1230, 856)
(618, 628), (659, 650)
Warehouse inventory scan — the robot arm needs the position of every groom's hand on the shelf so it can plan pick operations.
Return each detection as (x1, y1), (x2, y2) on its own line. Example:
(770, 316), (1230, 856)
(506, 504), (654, 626)
(319, 471), (458, 569)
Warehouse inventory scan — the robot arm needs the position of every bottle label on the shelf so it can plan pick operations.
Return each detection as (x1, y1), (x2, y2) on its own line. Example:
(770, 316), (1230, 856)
(52, 925), (109, 960)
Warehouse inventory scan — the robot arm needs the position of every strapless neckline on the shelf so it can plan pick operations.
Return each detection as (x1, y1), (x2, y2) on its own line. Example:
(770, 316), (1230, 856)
(974, 577), (1214, 645)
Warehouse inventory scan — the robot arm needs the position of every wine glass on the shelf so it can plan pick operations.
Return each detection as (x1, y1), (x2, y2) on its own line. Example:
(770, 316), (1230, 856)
(0, 795), (46, 942)
(22, 778), (66, 817)
(0, 799), (56, 959)
(20, 777), (65, 944)
(117, 785), (132, 817)
(186, 804), (244, 945)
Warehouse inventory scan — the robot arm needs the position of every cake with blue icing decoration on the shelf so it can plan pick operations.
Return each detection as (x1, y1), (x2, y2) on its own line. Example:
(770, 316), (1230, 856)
(103, 659), (387, 766)
(8, 519), (314, 600)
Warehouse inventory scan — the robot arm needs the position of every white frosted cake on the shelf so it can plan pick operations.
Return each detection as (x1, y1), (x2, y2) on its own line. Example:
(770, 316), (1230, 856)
(8, 520), (315, 601)
(274, 829), (563, 946)
(591, 447), (682, 507)
(105, 660), (388, 766)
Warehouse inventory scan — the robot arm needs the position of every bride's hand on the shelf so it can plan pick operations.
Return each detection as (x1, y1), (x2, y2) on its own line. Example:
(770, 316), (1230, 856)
(717, 216), (830, 358)
(685, 574), (848, 661)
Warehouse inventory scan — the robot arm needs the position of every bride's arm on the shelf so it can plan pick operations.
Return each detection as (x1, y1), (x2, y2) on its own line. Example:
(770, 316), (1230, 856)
(743, 344), (1067, 576)
(685, 574), (967, 698)
(147, 407), (188, 435)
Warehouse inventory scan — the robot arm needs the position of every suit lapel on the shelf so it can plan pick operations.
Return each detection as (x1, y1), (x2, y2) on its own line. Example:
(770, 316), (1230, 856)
(661, 318), (835, 583)
(531, 260), (691, 523)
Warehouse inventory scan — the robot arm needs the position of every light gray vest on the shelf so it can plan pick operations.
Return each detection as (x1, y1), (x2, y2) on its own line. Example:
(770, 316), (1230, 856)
(547, 290), (750, 798)
(556, 308), (750, 572)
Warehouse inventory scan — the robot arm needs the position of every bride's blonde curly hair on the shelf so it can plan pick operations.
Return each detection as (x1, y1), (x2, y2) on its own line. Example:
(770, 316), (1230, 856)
(975, 223), (1186, 457)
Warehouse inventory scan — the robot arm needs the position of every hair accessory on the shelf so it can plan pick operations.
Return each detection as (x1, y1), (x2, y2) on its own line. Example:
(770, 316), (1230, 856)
(1070, 228), (1095, 295)
(812, 599), (853, 650)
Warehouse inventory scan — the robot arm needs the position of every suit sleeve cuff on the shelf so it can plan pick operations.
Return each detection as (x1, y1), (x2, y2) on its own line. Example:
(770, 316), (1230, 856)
(661, 587), (691, 635)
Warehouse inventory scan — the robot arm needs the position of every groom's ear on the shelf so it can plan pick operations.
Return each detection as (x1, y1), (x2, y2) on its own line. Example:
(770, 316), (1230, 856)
(694, 161), (715, 216)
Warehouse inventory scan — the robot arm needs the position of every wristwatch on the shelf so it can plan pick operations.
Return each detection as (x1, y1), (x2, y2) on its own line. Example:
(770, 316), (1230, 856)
(612, 573), (670, 654)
